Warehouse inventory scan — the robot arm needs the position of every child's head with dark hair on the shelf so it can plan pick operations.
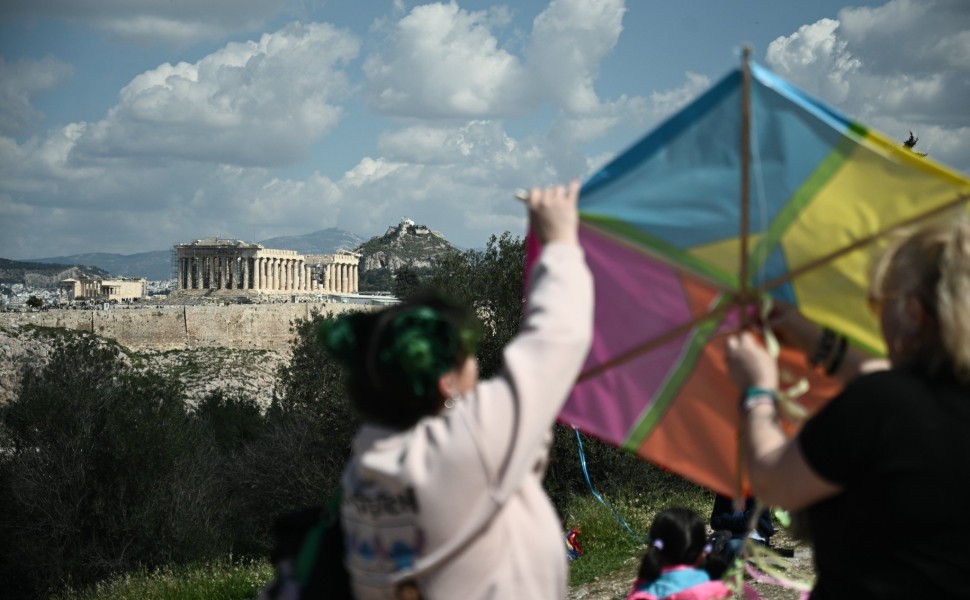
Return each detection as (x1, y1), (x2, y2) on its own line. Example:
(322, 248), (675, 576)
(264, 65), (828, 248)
(317, 288), (481, 429)
(637, 507), (709, 584)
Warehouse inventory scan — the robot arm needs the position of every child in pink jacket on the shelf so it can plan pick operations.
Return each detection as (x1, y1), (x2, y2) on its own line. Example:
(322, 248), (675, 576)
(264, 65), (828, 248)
(627, 508), (731, 600)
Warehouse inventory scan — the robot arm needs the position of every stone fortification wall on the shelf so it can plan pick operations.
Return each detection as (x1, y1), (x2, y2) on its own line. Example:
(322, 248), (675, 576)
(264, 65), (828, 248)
(0, 303), (366, 352)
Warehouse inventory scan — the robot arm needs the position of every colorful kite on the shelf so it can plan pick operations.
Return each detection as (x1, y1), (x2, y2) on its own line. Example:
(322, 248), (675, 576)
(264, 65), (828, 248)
(537, 53), (970, 497)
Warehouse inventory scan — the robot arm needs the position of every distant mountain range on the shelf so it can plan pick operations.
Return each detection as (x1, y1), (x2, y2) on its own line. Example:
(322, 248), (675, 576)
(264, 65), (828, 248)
(19, 225), (455, 282)
(0, 258), (110, 287)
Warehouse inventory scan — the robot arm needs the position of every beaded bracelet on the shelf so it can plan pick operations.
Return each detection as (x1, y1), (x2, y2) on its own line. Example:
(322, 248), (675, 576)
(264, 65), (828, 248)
(739, 386), (778, 414)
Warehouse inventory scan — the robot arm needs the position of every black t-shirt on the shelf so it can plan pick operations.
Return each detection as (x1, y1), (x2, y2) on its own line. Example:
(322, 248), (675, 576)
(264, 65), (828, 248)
(798, 369), (970, 599)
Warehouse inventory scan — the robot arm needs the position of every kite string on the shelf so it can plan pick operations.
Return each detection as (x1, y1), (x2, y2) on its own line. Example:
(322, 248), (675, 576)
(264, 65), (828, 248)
(748, 95), (811, 416)
(573, 426), (644, 543)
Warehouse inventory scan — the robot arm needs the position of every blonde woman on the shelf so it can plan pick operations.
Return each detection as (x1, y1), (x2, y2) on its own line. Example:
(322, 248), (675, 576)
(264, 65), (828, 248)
(727, 216), (970, 598)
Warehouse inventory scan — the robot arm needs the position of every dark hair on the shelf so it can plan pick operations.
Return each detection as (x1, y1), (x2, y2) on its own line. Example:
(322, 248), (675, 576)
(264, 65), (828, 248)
(702, 530), (734, 580)
(637, 507), (709, 584)
(318, 288), (481, 429)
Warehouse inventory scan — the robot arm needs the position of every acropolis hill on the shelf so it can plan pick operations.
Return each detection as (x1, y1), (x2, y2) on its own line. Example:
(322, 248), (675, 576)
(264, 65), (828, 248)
(0, 219), (458, 354)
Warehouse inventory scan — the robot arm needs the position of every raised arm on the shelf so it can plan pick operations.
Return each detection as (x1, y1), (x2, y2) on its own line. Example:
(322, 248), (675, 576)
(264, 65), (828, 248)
(468, 181), (594, 490)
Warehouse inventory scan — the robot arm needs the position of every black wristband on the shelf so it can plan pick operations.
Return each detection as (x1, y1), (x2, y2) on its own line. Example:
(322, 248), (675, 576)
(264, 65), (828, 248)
(825, 335), (849, 376)
(810, 327), (836, 366)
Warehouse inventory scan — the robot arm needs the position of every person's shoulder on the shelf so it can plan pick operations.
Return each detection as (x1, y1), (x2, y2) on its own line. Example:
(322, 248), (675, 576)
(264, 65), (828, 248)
(842, 369), (926, 400)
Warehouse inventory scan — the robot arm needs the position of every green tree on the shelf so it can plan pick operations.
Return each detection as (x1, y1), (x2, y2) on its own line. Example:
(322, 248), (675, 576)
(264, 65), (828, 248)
(25, 295), (43, 308)
(216, 310), (360, 556)
(426, 232), (525, 377)
(358, 267), (393, 293)
(393, 263), (423, 299)
(0, 333), (226, 597)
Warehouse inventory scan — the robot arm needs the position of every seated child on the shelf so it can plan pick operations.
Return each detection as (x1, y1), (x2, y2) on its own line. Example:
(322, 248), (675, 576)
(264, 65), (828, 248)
(709, 493), (775, 564)
(626, 507), (731, 600)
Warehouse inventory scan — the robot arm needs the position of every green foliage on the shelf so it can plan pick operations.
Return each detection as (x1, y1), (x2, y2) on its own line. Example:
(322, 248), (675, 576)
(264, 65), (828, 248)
(563, 488), (714, 586)
(358, 266), (393, 293)
(195, 392), (264, 452)
(26, 294), (44, 308)
(52, 558), (273, 600)
(426, 232), (525, 377)
(544, 428), (704, 515)
(0, 332), (228, 597)
(392, 263), (424, 299)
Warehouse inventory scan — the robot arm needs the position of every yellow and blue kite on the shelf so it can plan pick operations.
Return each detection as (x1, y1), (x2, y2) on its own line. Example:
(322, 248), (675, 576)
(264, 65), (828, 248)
(533, 56), (970, 496)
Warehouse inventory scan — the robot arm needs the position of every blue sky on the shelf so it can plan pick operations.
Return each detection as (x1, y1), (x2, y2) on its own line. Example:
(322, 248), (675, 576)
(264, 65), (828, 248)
(1, 0), (968, 259)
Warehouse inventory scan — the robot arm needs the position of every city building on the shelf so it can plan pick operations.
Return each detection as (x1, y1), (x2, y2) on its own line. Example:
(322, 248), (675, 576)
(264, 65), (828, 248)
(60, 277), (147, 302)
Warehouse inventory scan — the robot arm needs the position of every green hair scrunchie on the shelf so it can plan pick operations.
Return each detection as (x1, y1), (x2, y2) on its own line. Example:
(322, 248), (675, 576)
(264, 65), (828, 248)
(380, 307), (458, 397)
(316, 304), (481, 399)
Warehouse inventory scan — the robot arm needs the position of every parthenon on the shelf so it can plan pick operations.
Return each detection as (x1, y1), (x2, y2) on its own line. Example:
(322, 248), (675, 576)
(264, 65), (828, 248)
(173, 238), (359, 294)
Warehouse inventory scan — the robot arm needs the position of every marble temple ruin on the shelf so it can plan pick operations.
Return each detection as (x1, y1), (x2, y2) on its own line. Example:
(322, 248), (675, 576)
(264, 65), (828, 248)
(173, 238), (359, 295)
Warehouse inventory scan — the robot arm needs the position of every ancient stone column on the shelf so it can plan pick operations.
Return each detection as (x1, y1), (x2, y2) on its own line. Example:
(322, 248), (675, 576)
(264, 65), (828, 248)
(352, 264), (358, 293)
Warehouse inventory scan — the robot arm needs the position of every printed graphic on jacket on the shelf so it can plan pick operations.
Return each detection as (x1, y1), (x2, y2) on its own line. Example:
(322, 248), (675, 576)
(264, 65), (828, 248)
(344, 482), (425, 571)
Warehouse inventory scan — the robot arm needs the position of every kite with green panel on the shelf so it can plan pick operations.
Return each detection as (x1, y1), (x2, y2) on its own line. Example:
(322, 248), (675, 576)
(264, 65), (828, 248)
(541, 60), (970, 497)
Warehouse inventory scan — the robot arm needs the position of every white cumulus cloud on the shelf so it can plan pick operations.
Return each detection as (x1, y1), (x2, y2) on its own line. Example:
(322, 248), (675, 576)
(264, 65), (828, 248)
(73, 21), (360, 167)
(765, 0), (970, 170)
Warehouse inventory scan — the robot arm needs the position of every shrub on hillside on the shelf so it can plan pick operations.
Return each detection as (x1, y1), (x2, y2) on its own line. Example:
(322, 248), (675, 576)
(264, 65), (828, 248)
(426, 232), (525, 378)
(214, 309), (360, 558)
(0, 333), (229, 597)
